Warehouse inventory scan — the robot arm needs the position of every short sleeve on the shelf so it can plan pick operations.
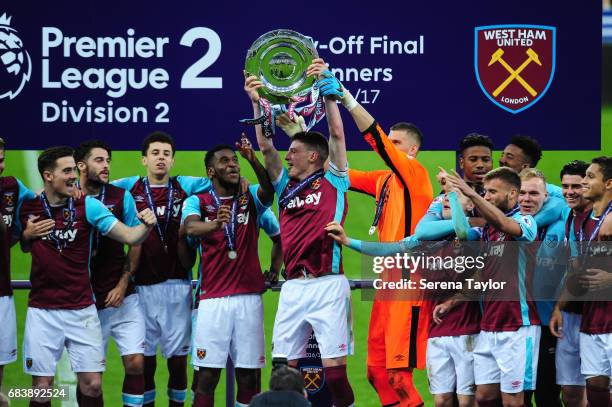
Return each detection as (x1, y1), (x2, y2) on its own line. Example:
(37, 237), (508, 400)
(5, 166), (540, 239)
(546, 183), (564, 199)
(272, 168), (290, 197)
(111, 176), (140, 191)
(258, 208), (280, 238)
(427, 194), (444, 216)
(17, 178), (36, 204)
(181, 195), (202, 224)
(122, 191), (141, 227)
(324, 162), (350, 192)
(177, 176), (212, 196)
(512, 213), (537, 242)
(85, 196), (119, 235)
(249, 184), (271, 216)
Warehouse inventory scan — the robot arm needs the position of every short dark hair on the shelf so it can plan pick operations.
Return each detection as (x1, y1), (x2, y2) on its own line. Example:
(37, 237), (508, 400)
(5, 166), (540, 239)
(38, 146), (75, 177)
(390, 122), (423, 146)
(292, 131), (329, 163)
(141, 131), (175, 156)
(483, 167), (521, 190)
(560, 160), (589, 180)
(269, 366), (304, 394)
(204, 144), (235, 170)
(509, 135), (542, 167)
(591, 156), (612, 182)
(74, 140), (112, 163)
(459, 133), (494, 155)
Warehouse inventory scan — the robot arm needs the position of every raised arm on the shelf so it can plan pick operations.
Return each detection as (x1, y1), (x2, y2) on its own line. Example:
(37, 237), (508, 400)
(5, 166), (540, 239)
(243, 75), (283, 182)
(236, 134), (274, 205)
(306, 60), (348, 170)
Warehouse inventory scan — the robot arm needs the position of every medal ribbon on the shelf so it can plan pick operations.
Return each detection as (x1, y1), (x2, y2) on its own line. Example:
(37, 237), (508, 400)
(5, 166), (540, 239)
(209, 189), (239, 254)
(92, 185), (106, 255)
(40, 192), (74, 252)
(143, 177), (174, 252)
(578, 200), (612, 255)
(369, 175), (392, 235)
(279, 170), (325, 209)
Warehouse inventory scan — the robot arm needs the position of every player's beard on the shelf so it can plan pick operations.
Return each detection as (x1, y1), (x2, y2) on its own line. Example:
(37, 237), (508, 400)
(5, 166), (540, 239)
(88, 169), (107, 188)
(218, 176), (239, 194)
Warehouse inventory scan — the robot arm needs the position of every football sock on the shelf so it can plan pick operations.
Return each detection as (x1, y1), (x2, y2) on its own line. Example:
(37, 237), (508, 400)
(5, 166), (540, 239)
(367, 365), (400, 406)
(324, 365), (355, 407)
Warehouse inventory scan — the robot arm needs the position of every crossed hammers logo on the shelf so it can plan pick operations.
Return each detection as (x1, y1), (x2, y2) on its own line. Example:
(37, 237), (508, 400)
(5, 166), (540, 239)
(488, 47), (542, 97)
(303, 372), (321, 390)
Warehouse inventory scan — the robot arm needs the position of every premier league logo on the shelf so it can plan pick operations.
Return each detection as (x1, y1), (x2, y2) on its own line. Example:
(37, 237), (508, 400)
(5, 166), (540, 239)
(475, 25), (556, 114)
(0, 13), (31, 100)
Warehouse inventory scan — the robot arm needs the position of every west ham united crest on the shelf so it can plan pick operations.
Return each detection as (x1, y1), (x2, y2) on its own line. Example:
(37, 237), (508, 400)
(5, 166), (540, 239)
(300, 366), (324, 394)
(475, 25), (556, 114)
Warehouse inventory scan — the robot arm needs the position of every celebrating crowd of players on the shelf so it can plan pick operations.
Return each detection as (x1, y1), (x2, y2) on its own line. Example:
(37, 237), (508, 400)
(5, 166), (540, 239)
(0, 58), (610, 407)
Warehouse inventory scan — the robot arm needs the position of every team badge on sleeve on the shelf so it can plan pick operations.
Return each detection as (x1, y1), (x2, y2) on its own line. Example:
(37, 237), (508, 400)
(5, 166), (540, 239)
(475, 25), (556, 114)
(3, 192), (15, 211)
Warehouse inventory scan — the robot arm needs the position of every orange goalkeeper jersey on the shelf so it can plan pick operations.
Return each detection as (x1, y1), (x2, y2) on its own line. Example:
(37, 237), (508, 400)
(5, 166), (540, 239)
(350, 121), (434, 370)
(349, 122), (433, 241)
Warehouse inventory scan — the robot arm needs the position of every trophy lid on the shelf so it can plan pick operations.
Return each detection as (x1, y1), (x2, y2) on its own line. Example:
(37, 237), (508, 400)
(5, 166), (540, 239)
(245, 29), (319, 105)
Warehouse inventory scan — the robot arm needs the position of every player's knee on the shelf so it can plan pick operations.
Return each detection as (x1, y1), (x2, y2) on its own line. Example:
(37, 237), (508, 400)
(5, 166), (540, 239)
(561, 390), (584, 407)
(475, 393), (502, 407)
(197, 368), (221, 394)
(32, 376), (54, 389)
(123, 354), (144, 375)
(433, 393), (454, 407)
(79, 376), (102, 397)
(235, 369), (257, 389)
(457, 398), (475, 407)
(366, 365), (389, 388)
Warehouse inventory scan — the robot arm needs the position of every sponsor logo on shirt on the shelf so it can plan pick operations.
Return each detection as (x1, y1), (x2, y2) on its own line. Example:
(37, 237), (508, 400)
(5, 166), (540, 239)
(42, 228), (78, 243)
(285, 192), (321, 209)
(3, 192), (15, 212)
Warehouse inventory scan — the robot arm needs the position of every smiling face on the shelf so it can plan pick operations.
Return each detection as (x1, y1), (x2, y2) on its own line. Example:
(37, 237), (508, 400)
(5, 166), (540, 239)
(500, 144), (530, 173)
(44, 156), (78, 198)
(460, 145), (493, 184)
(78, 147), (111, 186)
(582, 164), (609, 202)
(207, 148), (240, 188)
(286, 140), (319, 181)
(561, 174), (588, 211)
(142, 141), (175, 177)
(518, 177), (548, 215)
